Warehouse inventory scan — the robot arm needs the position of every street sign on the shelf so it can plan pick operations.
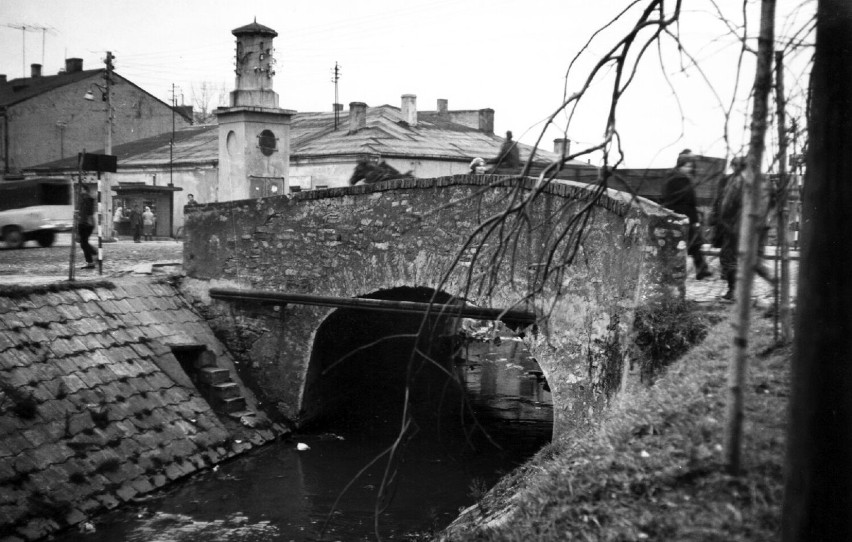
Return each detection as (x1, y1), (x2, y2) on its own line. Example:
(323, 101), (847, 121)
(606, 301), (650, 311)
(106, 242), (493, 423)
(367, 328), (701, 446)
(78, 152), (117, 173)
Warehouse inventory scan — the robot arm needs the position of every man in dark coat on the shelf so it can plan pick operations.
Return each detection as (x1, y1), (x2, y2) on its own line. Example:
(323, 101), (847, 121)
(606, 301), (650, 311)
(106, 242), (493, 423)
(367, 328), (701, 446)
(129, 204), (143, 243)
(77, 184), (96, 269)
(662, 149), (711, 280)
(496, 130), (521, 170)
(709, 156), (775, 300)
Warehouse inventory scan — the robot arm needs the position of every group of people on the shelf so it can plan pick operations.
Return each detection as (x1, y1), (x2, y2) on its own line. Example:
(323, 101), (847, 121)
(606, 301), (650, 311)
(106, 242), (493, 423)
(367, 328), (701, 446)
(113, 204), (156, 243)
(662, 149), (774, 301)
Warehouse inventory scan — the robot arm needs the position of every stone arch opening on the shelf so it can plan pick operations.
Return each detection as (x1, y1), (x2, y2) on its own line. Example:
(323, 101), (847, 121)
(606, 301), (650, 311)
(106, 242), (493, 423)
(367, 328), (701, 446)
(299, 286), (460, 434)
(299, 286), (553, 454)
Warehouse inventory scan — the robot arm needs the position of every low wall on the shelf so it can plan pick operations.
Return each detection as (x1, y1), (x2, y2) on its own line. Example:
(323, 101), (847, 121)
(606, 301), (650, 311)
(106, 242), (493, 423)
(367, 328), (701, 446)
(0, 278), (285, 541)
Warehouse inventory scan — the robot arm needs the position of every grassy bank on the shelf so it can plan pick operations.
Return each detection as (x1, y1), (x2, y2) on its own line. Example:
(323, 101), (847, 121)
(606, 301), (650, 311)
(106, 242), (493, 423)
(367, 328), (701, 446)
(440, 305), (788, 541)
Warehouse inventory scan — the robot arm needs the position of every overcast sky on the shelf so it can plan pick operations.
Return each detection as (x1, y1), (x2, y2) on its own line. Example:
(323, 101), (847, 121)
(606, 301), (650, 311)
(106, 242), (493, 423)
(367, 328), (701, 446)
(1, 0), (814, 168)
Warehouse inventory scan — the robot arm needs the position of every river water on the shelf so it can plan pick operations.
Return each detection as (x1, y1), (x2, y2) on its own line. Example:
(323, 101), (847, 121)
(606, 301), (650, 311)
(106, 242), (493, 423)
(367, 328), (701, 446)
(66, 336), (552, 541)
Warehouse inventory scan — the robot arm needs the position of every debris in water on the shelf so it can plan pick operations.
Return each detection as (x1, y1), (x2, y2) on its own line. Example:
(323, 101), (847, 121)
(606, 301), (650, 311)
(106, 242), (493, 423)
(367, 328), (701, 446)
(296, 442), (310, 451)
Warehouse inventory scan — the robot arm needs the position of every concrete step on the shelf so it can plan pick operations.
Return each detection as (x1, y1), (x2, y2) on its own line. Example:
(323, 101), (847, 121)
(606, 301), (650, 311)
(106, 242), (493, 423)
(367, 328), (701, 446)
(217, 396), (247, 414)
(194, 350), (218, 369)
(198, 367), (231, 385)
(228, 410), (255, 420)
(211, 382), (241, 400)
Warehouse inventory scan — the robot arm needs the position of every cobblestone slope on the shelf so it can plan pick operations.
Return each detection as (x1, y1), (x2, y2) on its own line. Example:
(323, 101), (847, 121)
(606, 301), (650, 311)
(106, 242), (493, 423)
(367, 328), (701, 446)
(0, 278), (282, 542)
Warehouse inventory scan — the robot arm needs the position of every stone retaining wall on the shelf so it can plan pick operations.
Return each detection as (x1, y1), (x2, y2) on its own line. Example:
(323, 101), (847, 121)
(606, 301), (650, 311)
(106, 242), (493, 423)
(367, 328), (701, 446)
(0, 278), (284, 542)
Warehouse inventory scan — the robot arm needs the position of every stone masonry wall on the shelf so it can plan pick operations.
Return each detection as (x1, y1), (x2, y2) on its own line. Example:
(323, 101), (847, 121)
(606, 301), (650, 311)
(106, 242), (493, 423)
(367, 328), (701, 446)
(182, 175), (686, 436)
(0, 278), (283, 542)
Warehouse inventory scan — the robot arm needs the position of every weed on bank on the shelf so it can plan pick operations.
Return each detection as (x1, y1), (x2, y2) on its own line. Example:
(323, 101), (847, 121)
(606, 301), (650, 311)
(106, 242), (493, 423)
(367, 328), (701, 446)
(441, 306), (787, 541)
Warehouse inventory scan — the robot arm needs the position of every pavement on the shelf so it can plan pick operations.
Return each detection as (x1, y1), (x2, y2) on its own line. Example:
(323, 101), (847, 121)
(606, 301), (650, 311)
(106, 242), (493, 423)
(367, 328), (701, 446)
(0, 234), (796, 307)
(686, 246), (798, 309)
(0, 233), (183, 285)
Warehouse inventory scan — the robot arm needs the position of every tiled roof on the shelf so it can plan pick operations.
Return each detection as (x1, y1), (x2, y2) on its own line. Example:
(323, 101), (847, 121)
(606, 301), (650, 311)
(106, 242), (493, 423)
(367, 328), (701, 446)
(0, 69), (102, 108)
(1, 70), (192, 127)
(30, 125), (220, 171)
(30, 104), (580, 173)
(291, 105), (563, 165)
(231, 21), (277, 37)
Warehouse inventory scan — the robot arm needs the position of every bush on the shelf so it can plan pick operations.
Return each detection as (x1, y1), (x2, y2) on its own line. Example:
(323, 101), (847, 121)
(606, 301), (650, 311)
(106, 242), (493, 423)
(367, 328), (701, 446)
(632, 298), (708, 382)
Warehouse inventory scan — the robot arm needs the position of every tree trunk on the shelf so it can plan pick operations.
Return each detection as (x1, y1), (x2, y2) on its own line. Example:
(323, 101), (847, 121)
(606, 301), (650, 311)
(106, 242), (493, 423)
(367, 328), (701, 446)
(775, 50), (792, 342)
(782, 1), (852, 539)
(723, 0), (776, 475)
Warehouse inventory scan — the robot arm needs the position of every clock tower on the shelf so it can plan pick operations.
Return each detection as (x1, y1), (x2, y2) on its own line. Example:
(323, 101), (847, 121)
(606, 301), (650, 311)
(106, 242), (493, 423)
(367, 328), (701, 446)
(216, 20), (295, 201)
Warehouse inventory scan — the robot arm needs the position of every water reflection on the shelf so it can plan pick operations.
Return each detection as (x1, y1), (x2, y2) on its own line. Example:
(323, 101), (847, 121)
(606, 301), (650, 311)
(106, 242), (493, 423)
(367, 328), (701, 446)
(66, 335), (552, 541)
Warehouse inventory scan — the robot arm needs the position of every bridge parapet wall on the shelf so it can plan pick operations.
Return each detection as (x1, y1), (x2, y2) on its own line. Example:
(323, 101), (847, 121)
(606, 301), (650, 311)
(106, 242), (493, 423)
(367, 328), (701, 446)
(183, 174), (686, 436)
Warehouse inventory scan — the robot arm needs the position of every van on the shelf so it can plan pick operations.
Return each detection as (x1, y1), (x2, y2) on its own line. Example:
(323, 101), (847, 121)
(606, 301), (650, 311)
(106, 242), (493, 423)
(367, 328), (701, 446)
(0, 177), (74, 249)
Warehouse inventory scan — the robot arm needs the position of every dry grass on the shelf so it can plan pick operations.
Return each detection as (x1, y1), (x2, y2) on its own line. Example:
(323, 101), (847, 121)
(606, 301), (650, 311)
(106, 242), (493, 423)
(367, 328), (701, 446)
(440, 306), (788, 541)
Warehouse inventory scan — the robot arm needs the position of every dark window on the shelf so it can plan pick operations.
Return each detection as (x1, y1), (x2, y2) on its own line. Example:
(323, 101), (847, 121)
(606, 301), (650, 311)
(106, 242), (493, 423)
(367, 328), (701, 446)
(258, 129), (277, 156)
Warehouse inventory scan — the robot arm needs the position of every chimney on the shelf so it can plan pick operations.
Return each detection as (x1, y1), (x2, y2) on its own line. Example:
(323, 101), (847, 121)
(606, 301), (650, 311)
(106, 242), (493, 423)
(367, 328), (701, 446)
(437, 98), (449, 120)
(30, 64), (42, 78)
(349, 102), (367, 133)
(65, 58), (83, 74)
(553, 138), (571, 156)
(478, 108), (494, 135)
(0, 75), (6, 85)
(401, 94), (417, 126)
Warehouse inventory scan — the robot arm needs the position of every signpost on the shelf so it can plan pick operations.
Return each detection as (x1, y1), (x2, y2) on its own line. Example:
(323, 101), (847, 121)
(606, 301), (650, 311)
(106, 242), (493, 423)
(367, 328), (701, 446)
(71, 152), (117, 278)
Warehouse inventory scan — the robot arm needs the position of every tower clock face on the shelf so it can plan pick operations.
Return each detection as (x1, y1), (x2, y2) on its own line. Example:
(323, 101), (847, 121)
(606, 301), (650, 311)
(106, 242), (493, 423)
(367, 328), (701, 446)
(258, 129), (277, 156)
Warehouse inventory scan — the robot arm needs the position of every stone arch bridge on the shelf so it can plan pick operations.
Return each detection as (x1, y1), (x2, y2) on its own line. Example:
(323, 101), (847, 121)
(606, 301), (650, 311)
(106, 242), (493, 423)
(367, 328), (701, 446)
(182, 175), (685, 437)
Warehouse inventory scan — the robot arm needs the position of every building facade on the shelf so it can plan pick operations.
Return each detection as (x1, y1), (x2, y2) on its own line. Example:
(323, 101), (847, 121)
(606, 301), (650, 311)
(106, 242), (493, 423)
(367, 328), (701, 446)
(0, 58), (192, 175)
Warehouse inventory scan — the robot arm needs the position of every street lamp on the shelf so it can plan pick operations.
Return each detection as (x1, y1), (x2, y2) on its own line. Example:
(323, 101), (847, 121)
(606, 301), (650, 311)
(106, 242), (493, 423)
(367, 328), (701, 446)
(82, 80), (114, 241)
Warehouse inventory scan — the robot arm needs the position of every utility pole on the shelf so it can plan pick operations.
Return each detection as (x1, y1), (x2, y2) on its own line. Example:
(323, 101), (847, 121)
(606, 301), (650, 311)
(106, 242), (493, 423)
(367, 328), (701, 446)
(102, 51), (115, 241)
(331, 62), (342, 130)
(170, 83), (176, 187)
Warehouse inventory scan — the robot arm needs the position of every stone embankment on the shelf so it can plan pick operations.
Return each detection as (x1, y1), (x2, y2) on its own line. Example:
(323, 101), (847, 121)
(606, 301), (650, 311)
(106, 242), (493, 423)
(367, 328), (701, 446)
(0, 277), (286, 542)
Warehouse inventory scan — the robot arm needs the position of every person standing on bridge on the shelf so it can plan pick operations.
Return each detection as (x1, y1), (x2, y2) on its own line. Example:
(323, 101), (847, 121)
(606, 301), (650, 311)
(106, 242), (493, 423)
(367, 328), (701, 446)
(495, 130), (521, 171)
(662, 149), (711, 280)
(709, 156), (775, 301)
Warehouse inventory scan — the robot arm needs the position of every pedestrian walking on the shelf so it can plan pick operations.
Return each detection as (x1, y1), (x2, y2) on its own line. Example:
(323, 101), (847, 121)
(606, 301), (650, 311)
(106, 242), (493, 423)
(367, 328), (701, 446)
(142, 206), (155, 241)
(709, 156), (775, 300)
(129, 204), (143, 243)
(661, 149), (711, 280)
(77, 184), (96, 270)
(112, 205), (123, 239)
